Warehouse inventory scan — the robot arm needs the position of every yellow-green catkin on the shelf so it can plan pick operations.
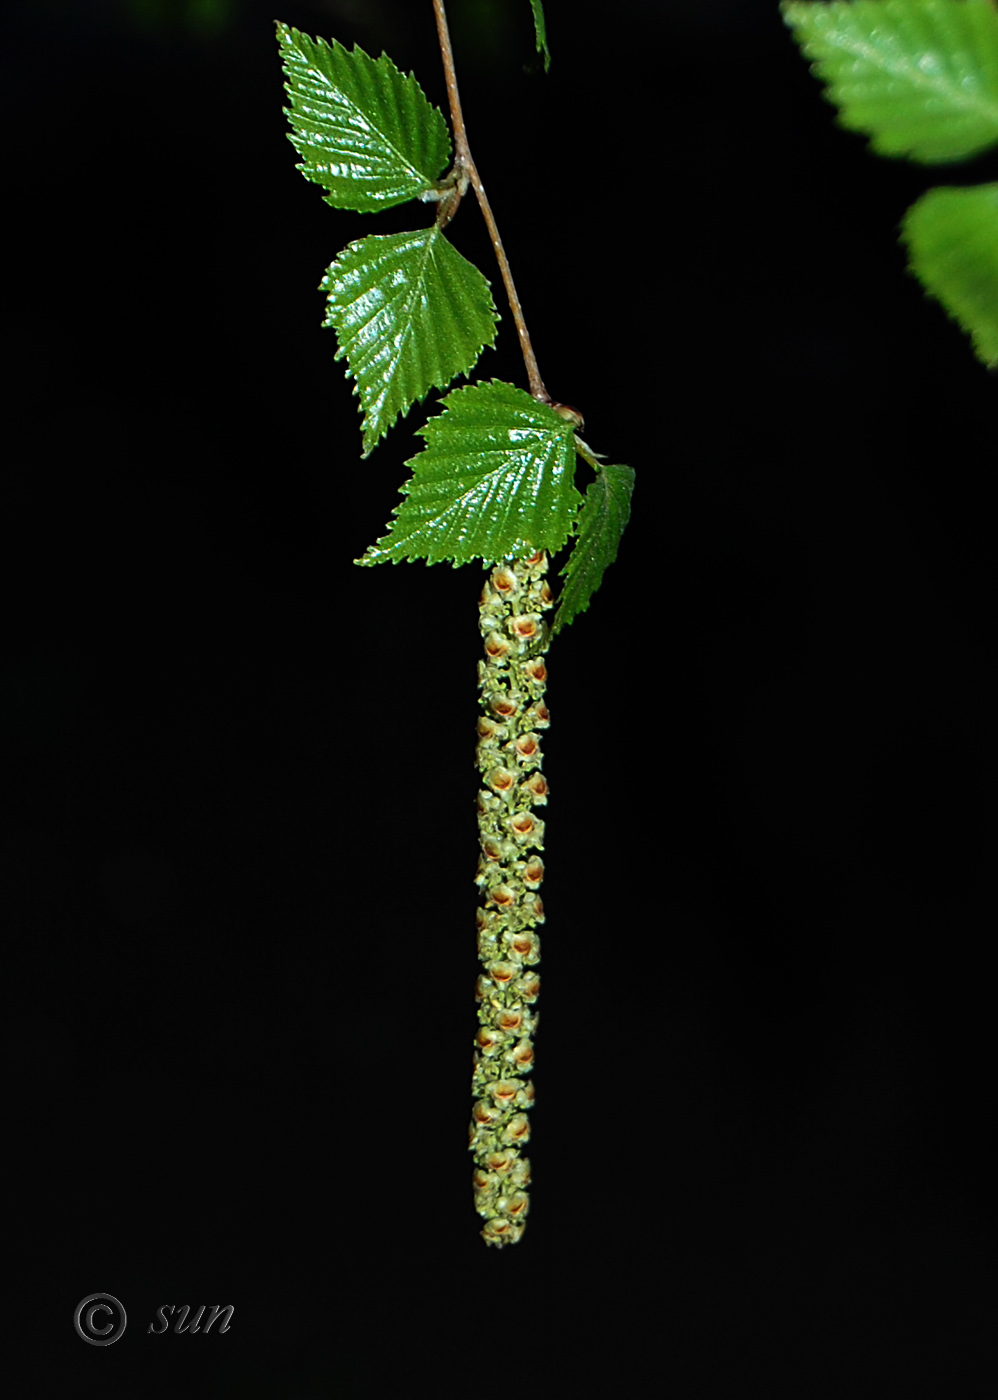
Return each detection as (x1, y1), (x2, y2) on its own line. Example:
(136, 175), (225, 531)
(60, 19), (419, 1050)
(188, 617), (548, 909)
(470, 550), (553, 1245)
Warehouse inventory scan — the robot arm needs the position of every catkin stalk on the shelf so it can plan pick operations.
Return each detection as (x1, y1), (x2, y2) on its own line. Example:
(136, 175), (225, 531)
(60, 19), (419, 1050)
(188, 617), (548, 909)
(469, 550), (553, 1245)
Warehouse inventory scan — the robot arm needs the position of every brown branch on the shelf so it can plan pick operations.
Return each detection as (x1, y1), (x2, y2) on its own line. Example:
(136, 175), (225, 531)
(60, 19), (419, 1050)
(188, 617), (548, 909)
(431, 0), (551, 404)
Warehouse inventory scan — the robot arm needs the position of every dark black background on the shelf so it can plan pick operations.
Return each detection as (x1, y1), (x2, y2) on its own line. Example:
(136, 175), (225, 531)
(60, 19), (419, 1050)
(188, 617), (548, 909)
(4, 0), (995, 1394)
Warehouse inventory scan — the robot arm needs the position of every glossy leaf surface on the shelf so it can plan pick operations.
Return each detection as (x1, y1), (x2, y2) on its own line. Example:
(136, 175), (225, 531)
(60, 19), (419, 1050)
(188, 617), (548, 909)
(322, 229), (499, 455)
(782, 0), (998, 163)
(277, 23), (450, 211)
(901, 182), (998, 368)
(554, 464), (635, 633)
(357, 381), (582, 566)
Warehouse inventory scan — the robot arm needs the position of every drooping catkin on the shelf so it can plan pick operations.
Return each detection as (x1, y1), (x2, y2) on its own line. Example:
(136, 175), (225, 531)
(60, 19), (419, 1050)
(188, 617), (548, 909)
(469, 550), (553, 1245)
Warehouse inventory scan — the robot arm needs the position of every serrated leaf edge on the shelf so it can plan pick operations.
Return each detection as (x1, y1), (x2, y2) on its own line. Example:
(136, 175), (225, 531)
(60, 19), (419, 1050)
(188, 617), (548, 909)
(781, 0), (998, 163)
(355, 380), (581, 567)
(553, 461), (634, 633)
(321, 228), (500, 455)
(277, 22), (451, 208)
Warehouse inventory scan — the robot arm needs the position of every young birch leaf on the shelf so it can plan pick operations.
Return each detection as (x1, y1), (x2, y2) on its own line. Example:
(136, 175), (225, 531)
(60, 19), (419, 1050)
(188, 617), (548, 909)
(528, 1), (552, 71)
(277, 23), (451, 211)
(554, 464), (635, 634)
(322, 228), (499, 455)
(781, 0), (998, 163)
(900, 182), (998, 368)
(357, 381), (582, 566)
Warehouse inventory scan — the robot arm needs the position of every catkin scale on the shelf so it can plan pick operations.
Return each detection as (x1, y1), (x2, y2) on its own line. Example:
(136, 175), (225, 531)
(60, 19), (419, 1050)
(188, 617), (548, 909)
(470, 550), (552, 1245)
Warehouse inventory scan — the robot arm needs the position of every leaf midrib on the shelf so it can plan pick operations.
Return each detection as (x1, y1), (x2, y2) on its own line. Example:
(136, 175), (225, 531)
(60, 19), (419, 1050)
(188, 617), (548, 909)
(346, 228), (442, 395)
(296, 51), (437, 190)
(825, 25), (998, 126)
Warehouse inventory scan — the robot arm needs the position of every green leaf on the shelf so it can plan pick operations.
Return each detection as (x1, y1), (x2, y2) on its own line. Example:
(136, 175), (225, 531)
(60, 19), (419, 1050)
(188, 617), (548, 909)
(900, 181), (998, 367)
(528, 1), (552, 72)
(781, 0), (998, 163)
(357, 381), (582, 566)
(554, 464), (635, 634)
(277, 22), (451, 211)
(322, 228), (499, 455)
